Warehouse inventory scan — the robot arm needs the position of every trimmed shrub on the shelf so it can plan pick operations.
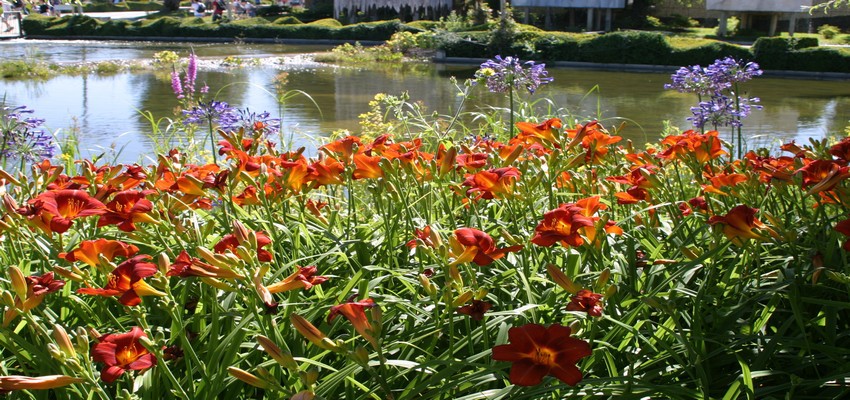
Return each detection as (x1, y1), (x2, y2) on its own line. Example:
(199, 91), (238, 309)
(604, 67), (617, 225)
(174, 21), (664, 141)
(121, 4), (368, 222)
(818, 24), (840, 39)
(578, 31), (672, 64)
(273, 16), (303, 25)
(752, 37), (791, 69)
(534, 33), (581, 61)
(308, 18), (343, 28)
(668, 40), (752, 66)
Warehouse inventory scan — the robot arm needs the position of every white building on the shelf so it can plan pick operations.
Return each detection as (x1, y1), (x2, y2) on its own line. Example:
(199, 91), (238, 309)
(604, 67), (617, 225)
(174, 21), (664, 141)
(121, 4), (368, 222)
(707, 0), (814, 36)
(512, 0), (629, 31)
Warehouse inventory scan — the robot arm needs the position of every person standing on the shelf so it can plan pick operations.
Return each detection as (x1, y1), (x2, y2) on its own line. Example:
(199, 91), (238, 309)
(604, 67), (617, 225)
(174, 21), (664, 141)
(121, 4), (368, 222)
(1, 0), (13, 33)
(190, 0), (205, 17)
(211, 0), (225, 21)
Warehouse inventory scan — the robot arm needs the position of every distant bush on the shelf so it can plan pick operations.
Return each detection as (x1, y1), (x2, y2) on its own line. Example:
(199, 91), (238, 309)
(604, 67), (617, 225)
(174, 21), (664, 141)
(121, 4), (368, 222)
(818, 24), (841, 39)
(273, 16), (303, 25)
(308, 18), (343, 28)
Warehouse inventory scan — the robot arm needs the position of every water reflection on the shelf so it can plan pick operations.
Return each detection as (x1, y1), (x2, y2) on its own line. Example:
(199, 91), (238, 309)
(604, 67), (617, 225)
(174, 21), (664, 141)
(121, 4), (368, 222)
(0, 41), (848, 164)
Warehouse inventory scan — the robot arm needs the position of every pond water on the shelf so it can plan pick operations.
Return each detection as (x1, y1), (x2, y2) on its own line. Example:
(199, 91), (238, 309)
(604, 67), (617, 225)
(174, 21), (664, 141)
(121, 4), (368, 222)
(1, 39), (849, 164)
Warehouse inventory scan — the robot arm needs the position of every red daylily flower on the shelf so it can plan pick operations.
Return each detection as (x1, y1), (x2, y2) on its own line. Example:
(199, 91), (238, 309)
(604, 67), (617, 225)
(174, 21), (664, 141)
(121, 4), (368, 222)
(606, 166), (656, 204)
(743, 152), (795, 183)
(3, 271), (65, 326)
(91, 327), (156, 383)
(214, 230), (273, 262)
(311, 156), (345, 186)
(830, 137), (850, 162)
(450, 228), (523, 266)
(98, 190), (157, 232)
(566, 289), (604, 317)
(834, 218), (850, 251)
(328, 298), (378, 348)
(406, 226), (440, 249)
(457, 300), (492, 321)
(492, 323), (591, 386)
(462, 167), (521, 200)
(266, 266), (328, 293)
(702, 172), (748, 195)
(321, 136), (362, 163)
(531, 204), (596, 248)
(708, 205), (766, 246)
(797, 159), (850, 195)
(27, 190), (106, 234)
(352, 153), (383, 180)
(167, 250), (242, 279)
(455, 152), (489, 172)
(77, 255), (164, 306)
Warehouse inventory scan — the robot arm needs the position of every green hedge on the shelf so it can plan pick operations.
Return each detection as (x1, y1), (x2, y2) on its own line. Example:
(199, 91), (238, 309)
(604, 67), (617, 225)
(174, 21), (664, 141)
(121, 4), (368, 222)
(22, 16), (408, 41)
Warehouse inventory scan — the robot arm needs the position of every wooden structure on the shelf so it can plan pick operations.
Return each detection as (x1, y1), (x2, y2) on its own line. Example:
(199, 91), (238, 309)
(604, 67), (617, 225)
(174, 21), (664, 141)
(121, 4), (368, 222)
(333, 0), (453, 20)
(512, 0), (627, 31)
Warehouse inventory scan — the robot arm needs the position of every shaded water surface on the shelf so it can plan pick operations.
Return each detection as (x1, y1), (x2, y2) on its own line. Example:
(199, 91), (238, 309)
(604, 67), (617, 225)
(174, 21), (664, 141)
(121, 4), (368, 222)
(1, 40), (848, 164)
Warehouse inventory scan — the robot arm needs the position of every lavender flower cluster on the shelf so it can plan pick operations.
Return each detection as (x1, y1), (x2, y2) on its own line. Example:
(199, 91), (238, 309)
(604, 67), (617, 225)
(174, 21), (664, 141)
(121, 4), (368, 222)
(0, 105), (55, 165)
(476, 56), (553, 95)
(171, 53), (207, 100)
(665, 57), (763, 130)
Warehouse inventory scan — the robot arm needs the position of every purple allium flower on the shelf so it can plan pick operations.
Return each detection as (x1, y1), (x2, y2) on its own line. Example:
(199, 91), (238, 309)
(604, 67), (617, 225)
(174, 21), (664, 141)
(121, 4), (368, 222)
(475, 56), (553, 95)
(688, 94), (762, 130)
(218, 108), (280, 136)
(171, 70), (184, 99)
(0, 105), (56, 165)
(183, 101), (237, 127)
(665, 58), (762, 95)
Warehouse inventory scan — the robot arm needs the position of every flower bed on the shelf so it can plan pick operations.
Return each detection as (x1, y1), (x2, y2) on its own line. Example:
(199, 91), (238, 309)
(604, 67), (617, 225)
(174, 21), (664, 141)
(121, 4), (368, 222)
(1, 56), (849, 399)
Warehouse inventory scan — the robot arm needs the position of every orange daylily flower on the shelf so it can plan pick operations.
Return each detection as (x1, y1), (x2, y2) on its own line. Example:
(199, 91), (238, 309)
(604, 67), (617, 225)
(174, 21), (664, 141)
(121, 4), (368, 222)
(311, 156), (345, 186)
(702, 172), (748, 195)
(352, 153), (383, 180)
(321, 136), (362, 163)
(77, 255), (165, 306)
(708, 204), (766, 246)
(167, 250), (243, 279)
(59, 239), (140, 268)
(266, 266), (328, 293)
(97, 190), (158, 232)
(450, 228), (523, 266)
(492, 323), (591, 386)
(91, 327), (156, 383)
(0, 375), (83, 392)
(531, 204), (596, 248)
(606, 166), (656, 204)
(516, 118), (562, 144)
(26, 190), (106, 234)
(659, 130), (725, 163)
(328, 298), (379, 348)
(406, 225), (440, 249)
(462, 167), (521, 200)
(455, 152), (489, 172)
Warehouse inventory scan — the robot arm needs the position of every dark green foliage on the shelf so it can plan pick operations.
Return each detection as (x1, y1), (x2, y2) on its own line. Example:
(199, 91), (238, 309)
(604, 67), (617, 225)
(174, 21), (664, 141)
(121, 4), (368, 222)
(308, 18), (342, 27)
(668, 41), (752, 66)
(256, 5), (286, 17)
(577, 31), (672, 64)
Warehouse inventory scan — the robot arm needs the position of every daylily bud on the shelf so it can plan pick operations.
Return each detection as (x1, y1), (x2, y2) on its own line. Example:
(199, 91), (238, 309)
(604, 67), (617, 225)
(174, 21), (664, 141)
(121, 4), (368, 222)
(246, 230), (259, 252)
(351, 346), (370, 366)
(605, 285), (617, 298)
(233, 220), (251, 245)
(452, 291), (473, 308)
(546, 264), (581, 294)
(197, 247), (229, 269)
(474, 288), (488, 300)
(292, 390), (316, 400)
(48, 343), (64, 361)
(75, 327), (90, 354)
(3, 193), (19, 214)
(8, 266), (27, 301)
(502, 143), (523, 165)
(302, 369), (319, 386)
(228, 367), (269, 389)
(157, 253), (171, 275)
(1, 291), (14, 307)
(256, 335), (298, 370)
(236, 246), (254, 263)
(290, 314), (341, 352)
(52, 266), (84, 282)
(595, 268), (610, 291)
(681, 246), (700, 261)
(438, 146), (457, 176)
(812, 253), (824, 285)
(418, 274), (435, 296)
(448, 265), (463, 287)
(499, 228), (522, 246)
(53, 324), (76, 359)
(200, 277), (236, 291)
(0, 168), (22, 186)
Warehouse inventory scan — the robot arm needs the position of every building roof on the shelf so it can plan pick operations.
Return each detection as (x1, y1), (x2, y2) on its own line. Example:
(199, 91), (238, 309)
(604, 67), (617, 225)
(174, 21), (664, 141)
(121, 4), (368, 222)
(705, 0), (814, 13)
(334, 0), (453, 12)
